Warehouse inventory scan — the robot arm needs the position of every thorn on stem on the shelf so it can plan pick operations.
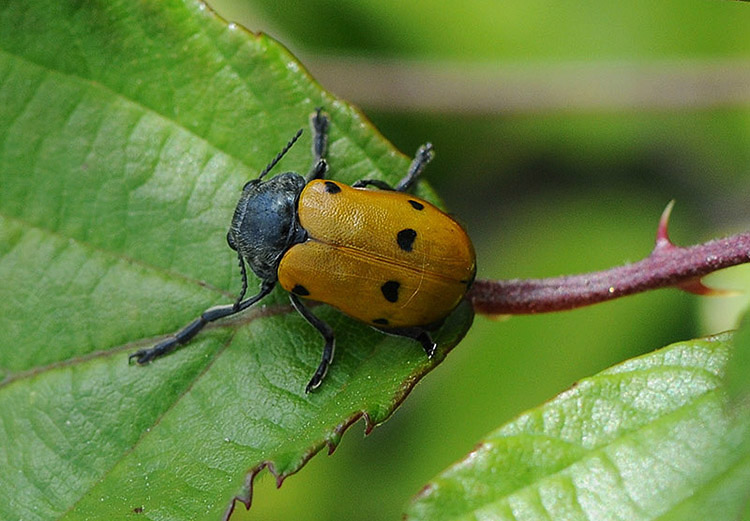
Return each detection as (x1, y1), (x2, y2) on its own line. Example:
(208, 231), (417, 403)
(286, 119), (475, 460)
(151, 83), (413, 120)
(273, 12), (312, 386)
(655, 200), (676, 251)
(654, 201), (738, 297)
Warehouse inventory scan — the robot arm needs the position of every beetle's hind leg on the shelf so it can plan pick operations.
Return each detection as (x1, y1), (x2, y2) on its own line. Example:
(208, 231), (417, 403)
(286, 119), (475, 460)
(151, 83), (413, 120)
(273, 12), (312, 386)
(290, 293), (336, 393)
(377, 326), (437, 358)
(307, 108), (329, 181)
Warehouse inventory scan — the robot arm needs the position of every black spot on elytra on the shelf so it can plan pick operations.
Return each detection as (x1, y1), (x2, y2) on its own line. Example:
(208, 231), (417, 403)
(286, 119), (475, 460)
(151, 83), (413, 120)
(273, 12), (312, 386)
(324, 181), (341, 194)
(397, 228), (417, 252)
(408, 199), (424, 210)
(381, 280), (400, 303)
(372, 318), (389, 325)
(292, 284), (310, 296)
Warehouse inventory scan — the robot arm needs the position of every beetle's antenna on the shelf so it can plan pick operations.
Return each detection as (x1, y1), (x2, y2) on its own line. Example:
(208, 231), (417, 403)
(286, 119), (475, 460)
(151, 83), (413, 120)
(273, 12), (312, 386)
(258, 128), (304, 180)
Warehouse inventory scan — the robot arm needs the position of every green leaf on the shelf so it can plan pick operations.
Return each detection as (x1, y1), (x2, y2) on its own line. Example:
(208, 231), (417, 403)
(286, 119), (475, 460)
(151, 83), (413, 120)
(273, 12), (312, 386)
(407, 333), (750, 521)
(727, 313), (750, 403)
(0, 1), (472, 520)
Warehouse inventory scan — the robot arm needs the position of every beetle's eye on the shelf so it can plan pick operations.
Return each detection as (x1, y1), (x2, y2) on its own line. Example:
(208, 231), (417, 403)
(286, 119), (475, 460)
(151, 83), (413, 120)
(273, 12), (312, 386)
(226, 231), (237, 251)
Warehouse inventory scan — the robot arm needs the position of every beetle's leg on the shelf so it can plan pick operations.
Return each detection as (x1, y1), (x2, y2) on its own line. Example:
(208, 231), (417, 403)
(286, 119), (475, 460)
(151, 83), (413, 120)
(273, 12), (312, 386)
(307, 158), (328, 181)
(289, 293), (335, 393)
(351, 179), (394, 191)
(395, 143), (434, 192)
(377, 326), (437, 358)
(307, 107), (328, 182)
(233, 252), (249, 311)
(226, 235), (250, 309)
(129, 279), (276, 364)
(311, 107), (329, 162)
(307, 108), (329, 181)
(353, 143), (434, 192)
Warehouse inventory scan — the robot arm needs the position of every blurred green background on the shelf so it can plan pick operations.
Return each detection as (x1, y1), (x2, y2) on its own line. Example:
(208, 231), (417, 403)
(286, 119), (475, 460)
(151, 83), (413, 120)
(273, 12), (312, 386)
(205, 0), (750, 519)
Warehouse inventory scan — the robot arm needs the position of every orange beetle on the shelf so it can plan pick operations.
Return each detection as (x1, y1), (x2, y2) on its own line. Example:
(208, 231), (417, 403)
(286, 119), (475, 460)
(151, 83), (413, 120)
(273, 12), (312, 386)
(279, 179), (475, 328)
(131, 109), (476, 393)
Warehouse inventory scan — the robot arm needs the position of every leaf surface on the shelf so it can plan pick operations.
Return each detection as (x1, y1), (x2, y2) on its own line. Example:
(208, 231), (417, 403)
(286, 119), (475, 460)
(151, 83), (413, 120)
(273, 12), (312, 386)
(0, 1), (472, 519)
(407, 333), (750, 521)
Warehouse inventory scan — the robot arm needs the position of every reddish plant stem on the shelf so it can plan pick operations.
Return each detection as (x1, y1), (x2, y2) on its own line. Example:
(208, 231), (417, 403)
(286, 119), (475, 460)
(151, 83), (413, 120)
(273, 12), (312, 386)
(467, 204), (750, 315)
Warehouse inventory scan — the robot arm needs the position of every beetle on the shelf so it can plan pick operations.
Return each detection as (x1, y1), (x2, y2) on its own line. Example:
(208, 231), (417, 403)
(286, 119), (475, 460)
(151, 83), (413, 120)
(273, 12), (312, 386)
(130, 109), (476, 392)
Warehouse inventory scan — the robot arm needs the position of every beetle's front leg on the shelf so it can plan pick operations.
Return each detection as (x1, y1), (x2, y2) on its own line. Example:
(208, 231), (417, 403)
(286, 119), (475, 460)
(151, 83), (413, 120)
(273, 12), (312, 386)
(129, 279), (276, 364)
(307, 108), (329, 180)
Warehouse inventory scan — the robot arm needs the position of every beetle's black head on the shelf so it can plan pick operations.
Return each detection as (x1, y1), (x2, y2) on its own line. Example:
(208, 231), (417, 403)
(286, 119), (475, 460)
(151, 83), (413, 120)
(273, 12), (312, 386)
(228, 172), (307, 282)
(227, 130), (308, 283)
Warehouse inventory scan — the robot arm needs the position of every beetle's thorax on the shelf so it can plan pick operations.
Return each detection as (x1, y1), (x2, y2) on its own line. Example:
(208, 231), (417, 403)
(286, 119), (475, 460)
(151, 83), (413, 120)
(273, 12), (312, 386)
(228, 172), (307, 282)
